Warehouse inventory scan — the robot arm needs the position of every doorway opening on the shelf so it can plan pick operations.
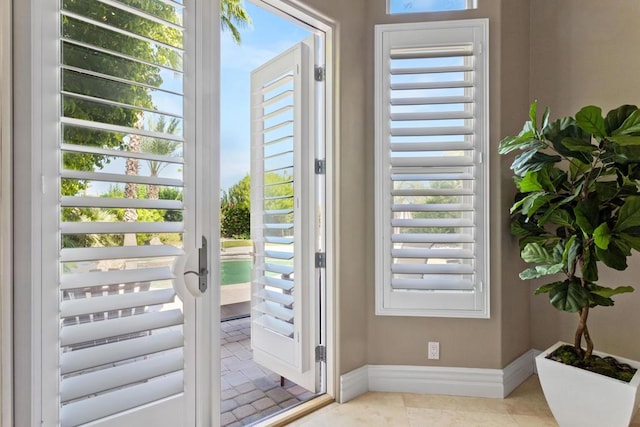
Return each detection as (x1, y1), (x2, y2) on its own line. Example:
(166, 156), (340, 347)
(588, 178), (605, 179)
(219, 1), (330, 425)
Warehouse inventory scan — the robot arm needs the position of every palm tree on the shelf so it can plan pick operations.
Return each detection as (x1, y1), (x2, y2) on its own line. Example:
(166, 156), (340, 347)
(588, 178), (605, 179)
(221, 0), (252, 44)
(142, 116), (181, 200)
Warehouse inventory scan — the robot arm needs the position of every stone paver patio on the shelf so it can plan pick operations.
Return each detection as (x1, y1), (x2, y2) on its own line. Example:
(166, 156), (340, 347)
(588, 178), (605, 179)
(220, 317), (316, 426)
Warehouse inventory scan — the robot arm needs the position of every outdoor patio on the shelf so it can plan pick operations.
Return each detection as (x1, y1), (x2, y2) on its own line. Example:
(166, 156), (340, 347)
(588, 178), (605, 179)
(220, 317), (316, 426)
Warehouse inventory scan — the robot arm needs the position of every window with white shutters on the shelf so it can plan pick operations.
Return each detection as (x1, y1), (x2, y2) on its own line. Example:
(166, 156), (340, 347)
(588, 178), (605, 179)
(55, 0), (195, 424)
(374, 19), (489, 318)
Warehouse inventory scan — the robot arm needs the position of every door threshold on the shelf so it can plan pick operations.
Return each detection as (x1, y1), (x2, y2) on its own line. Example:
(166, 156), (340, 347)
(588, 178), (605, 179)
(252, 394), (334, 427)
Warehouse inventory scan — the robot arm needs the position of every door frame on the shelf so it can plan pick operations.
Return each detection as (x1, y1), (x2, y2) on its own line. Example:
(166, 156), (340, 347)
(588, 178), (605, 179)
(247, 0), (336, 399)
(1, 0), (12, 424)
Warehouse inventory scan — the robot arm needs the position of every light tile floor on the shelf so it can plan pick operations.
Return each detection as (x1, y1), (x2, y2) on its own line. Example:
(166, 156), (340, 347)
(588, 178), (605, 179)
(289, 375), (640, 427)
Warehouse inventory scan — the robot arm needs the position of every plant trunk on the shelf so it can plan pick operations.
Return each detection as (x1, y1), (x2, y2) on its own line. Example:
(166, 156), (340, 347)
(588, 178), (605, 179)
(574, 306), (594, 360)
(124, 114), (143, 246)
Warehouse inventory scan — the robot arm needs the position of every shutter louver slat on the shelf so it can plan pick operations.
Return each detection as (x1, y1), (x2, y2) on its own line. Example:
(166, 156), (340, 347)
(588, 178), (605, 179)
(60, 371), (183, 427)
(257, 289), (294, 306)
(392, 233), (475, 244)
(391, 95), (473, 106)
(61, 117), (185, 142)
(391, 218), (474, 228)
(61, 288), (176, 317)
(61, 196), (183, 210)
(60, 350), (183, 402)
(265, 250), (294, 260)
(261, 276), (294, 292)
(61, 169), (183, 187)
(255, 301), (294, 323)
(390, 80), (473, 90)
(60, 309), (184, 347)
(391, 64), (473, 74)
(390, 157), (474, 168)
(391, 248), (474, 259)
(264, 263), (294, 277)
(61, 245), (183, 262)
(392, 263), (474, 275)
(391, 126), (474, 137)
(392, 203), (474, 212)
(254, 315), (295, 338)
(61, 330), (183, 374)
(391, 277), (474, 290)
(61, 143), (184, 164)
(61, 266), (174, 290)
(61, 221), (183, 234)
(376, 21), (489, 316)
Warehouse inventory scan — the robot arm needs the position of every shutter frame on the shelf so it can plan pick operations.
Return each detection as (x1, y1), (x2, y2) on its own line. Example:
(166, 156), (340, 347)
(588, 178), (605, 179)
(374, 19), (490, 318)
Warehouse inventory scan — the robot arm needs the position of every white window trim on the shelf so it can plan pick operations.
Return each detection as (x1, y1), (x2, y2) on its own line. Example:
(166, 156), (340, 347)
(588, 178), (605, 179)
(374, 19), (490, 318)
(387, 0), (477, 15)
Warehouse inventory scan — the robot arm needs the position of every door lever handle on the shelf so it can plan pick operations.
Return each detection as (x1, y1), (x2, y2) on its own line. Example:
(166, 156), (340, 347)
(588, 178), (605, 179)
(184, 236), (208, 293)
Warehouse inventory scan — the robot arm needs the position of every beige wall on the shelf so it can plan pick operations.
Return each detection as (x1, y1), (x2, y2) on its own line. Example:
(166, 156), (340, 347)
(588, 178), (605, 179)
(301, 0), (536, 373)
(360, 0), (531, 370)
(529, 0), (640, 359)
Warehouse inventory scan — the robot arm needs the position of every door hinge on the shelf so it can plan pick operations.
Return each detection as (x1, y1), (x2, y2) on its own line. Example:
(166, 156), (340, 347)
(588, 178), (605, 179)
(315, 345), (326, 362)
(315, 252), (326, 268)
(314, 66), (325, 82)
(315, 159), (326, 174)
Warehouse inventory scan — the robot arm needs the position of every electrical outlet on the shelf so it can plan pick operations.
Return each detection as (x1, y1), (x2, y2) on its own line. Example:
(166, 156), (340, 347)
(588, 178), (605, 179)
(428, 341), (440, 360)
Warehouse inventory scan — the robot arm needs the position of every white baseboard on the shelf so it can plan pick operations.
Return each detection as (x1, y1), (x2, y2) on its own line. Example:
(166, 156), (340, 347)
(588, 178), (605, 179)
(339, 365), (369, 403)
(339, 349), (536, 403)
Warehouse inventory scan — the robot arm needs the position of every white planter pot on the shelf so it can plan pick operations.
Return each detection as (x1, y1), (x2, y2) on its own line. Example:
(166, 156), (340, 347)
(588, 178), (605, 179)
(536, 342), (640, 427)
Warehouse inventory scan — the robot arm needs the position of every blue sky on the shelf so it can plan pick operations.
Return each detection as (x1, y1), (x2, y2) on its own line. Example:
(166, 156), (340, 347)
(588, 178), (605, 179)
(220, 1), (311, 191)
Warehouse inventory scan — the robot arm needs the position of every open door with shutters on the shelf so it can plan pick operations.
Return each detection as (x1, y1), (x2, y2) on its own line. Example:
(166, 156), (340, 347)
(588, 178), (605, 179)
(32, 0), (215, 425)
(250, 36), (318, 392)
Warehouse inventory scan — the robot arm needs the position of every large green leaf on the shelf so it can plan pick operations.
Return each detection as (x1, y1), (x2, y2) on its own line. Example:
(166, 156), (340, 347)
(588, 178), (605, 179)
(519, 263), (564, 280)
(517, 171), (544, 192)
(589, 284), (634, 298)
(576, 106), (606, 139)
(569, 158), (591, 181)
(596, 243), (628, 271)
(549, 280), (589, 312)
(593, 223), (612, 249)
(589, 293), (615, 308)
(614, 196), (640, 231)
(522, 193), (554, 217)
(541, 106), (551, 129)
(620, 232), (640, 251)
(561, 137), (597, 153)
(521, 243), (555, 264)
(529, 101), (538, 130)
(561, 235), (579, 267)
(595, 181), (619, 204)
(534, 281), (563, 295)
(582, 246), (598, 282)
(604, 105), (637, 135)
(608, 135), (640, 146)
(498, 134), (543, 155)
(612, 109), (640, 136)
(574, 197), (599, 234)
(512, 152), (562, 177)
(548, 209), (574, 227)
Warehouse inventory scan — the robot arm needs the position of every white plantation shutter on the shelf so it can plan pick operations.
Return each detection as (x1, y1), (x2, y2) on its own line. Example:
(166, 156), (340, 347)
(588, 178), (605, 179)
(374, 20), (490, 318)
(250, 38), (317, 391)
(53, 0), (196, 425)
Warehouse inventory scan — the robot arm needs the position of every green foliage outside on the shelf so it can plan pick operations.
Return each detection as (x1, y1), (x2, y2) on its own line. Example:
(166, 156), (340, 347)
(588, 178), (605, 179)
(499, 102), (640, 360)
(60, 0), (251, 247)
(221, 174), (251, 238)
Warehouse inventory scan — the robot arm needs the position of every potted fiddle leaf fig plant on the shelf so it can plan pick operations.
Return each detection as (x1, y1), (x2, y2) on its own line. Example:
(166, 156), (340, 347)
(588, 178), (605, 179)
(499, 101), (640, 426)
